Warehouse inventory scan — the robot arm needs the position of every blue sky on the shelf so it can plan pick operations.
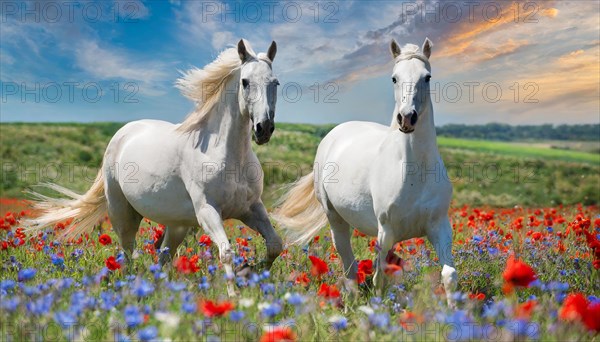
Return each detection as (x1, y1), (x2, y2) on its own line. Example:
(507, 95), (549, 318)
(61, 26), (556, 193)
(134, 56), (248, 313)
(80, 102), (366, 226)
(1, 0), (598, 126)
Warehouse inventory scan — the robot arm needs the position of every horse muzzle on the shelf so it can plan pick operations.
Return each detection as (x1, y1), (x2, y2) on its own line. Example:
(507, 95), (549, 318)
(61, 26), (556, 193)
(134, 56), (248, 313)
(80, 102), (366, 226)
(253, 120), (275, 145)
(397, 110), (418, 133)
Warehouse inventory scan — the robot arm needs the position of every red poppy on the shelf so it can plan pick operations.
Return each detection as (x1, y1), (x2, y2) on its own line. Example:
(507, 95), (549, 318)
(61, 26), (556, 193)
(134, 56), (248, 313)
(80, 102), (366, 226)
(468, 293), (486, 301)
(308, 256), (329, 277)
(560, 293), (600, 332)
(559, 293), (588, 321)
(353, 229), (366, 237)
(502, 255), (537, 291)
(199, 299), (234, 317)
(259, 326), (297, 342)
(199, 234), (212, 247)
(295, 272), (310, 287)
(174, 255), (200, 274)
(98, 234), (112, 246)
(358, 259), (374, 275)
(584, 302), (600, 332)
(236, 237), (248, 247)
(317, 283), (340, 299)
(105, 256), (121, 271)
(514, 300), (537, 319)
(356, 259), (374, 284)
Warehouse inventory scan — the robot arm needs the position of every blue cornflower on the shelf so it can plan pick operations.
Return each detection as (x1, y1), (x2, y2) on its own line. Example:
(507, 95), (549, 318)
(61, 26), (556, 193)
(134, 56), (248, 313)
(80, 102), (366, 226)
(50, 254), (64, 267)
(547, 227), (553, 233)
(149, 264), (161, 273)
(329, 315), (348, 331)
(207, 265), (217, 275)
(132, 280), (154, 298)
(285, 293), (305, 306)
(21, 285), (40, 296)
(100, 291), (121, 311)
(260, 302), (282, 318)
(1, 297), (19, 311)
(71, 249), (84, 260)
(472, 235), (483, 243)
(508, 319), (539, 339)
(229, 310), (245, 322)
(181, 301), (196, 313)
(369, 313), (389, 329)
(260, 270), (270, 279)
(116, 252), (126, 263)
(70, 290), (96, 315)
(124, 305), (143, 328)
(198, 276), (210, 290)
(233, 256), (245, 267)
(488, 247), (499, 255)
(54, 311), (77, 329)
(1, 280), (16, 291)
(17, 268), (36, 282)
(26, 293), (54, 315)
(138, 326), (158, 341)
(261, 283), (275, 295)
(167, 281), (187, 292)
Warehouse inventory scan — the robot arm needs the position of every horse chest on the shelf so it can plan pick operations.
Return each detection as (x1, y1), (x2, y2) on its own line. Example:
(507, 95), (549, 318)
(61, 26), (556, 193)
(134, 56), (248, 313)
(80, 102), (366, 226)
(374, 173), (451, 238)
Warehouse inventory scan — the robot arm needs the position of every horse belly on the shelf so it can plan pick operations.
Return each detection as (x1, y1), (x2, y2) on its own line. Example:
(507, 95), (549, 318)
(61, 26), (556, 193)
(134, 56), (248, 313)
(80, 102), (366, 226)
(120, 174), (197, 226)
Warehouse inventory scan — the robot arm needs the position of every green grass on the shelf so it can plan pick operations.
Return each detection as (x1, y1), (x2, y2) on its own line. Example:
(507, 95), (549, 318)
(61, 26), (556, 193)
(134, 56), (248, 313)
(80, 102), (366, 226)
(438, 137), (600, 164)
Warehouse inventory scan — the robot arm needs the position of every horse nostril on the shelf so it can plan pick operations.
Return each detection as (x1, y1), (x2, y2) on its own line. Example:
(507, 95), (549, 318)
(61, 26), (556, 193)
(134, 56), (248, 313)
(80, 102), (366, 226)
(397, 114), (402, 123)
(269, 125), (275, 134)
(256, 123), (263, 135)
(410, 111), (418, 126)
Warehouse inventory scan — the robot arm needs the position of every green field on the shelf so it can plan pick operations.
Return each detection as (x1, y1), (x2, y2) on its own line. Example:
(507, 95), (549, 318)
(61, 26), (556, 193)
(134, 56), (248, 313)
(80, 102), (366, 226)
(438, 137), (600, 164)
(1, 122), (598, 208)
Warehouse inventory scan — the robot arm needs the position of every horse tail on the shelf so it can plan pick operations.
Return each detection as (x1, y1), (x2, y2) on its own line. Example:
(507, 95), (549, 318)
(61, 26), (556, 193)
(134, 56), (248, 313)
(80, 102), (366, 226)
(24, 167), (108, 239)
(273, 171), (327, 245)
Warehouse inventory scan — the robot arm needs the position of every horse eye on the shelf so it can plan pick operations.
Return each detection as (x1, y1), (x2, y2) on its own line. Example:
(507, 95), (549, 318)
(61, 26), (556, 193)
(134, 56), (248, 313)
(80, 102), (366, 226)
(425, 75), (431, 83)
(242, 79), (250, 88)
(392, 77), (397, 84)
(274, 80), (280, 86)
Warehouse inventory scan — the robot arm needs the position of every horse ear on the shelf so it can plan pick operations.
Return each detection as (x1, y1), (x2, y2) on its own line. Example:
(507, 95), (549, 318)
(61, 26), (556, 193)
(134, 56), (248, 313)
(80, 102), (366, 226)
(390, 39), (401, 59)
(422, 37), (433, 59)
(238, 39), (250, 62)
(267, 41), (277, 62)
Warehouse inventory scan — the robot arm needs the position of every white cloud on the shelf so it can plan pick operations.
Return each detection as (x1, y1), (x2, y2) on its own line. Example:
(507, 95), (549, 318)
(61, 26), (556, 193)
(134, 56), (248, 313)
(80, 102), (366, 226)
(74, 41), (169, 96)
(211, 31), (235, 50)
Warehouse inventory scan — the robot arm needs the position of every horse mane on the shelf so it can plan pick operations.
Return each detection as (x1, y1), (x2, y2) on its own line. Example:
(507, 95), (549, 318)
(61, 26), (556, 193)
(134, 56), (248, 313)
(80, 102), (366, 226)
(175, 40), (258, 133)
(395, 44), (430, 69)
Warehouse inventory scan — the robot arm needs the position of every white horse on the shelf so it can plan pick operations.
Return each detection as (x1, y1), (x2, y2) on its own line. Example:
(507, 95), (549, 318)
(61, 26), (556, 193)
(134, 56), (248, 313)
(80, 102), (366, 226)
(26, 39), (283, 296)
(275, 38), (457, 306)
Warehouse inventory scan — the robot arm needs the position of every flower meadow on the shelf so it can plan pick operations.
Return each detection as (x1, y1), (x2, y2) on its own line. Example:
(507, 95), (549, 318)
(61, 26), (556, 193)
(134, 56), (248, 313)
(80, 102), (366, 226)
(1, 203), (599, 341)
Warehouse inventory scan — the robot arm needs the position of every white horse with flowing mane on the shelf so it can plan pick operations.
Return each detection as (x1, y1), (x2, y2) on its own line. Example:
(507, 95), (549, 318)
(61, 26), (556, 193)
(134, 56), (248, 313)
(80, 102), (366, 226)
(26, 39), (283, 296)
(275, 38), (457, 306)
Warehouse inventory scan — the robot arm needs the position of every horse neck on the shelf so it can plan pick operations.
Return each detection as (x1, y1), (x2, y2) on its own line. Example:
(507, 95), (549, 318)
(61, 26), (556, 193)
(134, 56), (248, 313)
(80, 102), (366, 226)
(197, 72), (251, 162)
(391, 100), (440, 163)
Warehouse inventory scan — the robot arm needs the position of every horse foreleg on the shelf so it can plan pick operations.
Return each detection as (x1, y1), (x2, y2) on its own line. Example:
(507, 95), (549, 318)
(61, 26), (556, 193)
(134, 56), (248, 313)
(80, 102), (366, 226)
(427, 217), (457, 308)
(196, 205), (237, 297)
(240, 202), (283, 269)
(373, 226), (395, 296)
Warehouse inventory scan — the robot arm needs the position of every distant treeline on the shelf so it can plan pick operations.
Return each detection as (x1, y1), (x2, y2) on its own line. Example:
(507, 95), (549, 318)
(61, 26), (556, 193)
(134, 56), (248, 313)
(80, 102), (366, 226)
(436, 123), (600, 141)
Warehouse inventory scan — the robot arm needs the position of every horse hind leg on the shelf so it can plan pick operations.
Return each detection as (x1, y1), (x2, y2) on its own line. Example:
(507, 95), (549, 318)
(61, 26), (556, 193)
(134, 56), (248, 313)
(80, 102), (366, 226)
(239, 202), (283, 269)
(105, 181), (142, 267)
(327, 210), (357, 280)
